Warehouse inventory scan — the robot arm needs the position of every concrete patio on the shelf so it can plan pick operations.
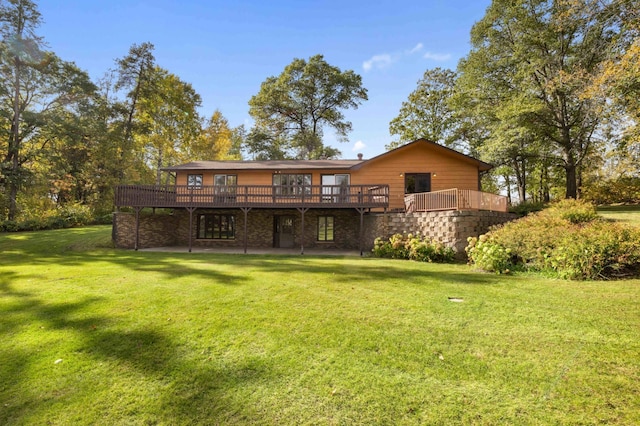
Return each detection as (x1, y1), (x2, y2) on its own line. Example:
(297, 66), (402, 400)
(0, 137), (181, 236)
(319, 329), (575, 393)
(138, 246), (362, 256)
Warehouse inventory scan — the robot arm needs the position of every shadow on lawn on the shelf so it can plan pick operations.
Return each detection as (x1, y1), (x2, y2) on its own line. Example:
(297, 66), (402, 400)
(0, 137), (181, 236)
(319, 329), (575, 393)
(0, 278), (268, 424)
(1, 228), (505, 288)
(0, 227), (506, 423)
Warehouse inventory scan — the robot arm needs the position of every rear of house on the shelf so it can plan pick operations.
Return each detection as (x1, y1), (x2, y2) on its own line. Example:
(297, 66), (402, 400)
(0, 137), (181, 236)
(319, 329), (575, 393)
(113, 139), (512, 254)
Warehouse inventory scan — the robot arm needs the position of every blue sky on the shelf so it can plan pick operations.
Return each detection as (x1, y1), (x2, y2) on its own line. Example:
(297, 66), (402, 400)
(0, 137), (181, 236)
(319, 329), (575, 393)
(38, 0), (491, 159)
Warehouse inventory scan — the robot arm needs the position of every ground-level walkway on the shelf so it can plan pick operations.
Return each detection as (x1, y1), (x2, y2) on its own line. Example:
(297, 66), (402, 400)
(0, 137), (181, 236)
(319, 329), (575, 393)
(138, 246), (362, 256)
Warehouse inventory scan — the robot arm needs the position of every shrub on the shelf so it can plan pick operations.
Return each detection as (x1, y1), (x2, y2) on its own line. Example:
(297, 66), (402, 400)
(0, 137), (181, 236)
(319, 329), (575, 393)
(509, 201), (546, 217)
(466, 199), (640, 280)
(372, 233), (455, 263)
(0, 203), (95, 232)
(582, 176), (640, 205)
(465, 235), (514, 274)
(548, 222), (640, 280)
(544, 199), (598, 224)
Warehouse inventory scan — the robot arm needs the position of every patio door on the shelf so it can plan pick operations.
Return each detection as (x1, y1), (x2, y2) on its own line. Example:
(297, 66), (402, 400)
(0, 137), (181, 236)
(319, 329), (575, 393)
(322, 174), (350, 202)
(274, 216), (295, 248)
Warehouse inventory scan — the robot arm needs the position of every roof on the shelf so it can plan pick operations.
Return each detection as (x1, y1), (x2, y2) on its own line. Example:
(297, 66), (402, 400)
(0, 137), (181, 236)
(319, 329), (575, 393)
(351, 138), (493, 172)
(163, 159), (363, 171)
(163, 139), (492, 172)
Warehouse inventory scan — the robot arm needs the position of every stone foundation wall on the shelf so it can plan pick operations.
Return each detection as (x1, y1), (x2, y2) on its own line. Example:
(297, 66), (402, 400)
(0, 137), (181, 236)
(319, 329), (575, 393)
(114, 209), (360, 250)
(114, 208), (516, 254)
(363, 210), (516, 256)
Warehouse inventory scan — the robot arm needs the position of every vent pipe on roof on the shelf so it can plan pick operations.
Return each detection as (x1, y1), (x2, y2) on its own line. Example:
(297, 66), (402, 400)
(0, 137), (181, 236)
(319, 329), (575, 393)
(357, 153), (363, 160)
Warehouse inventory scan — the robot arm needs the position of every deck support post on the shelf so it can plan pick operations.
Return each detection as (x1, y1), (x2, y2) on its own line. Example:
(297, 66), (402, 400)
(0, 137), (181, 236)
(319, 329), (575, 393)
(297, 207), (309, 255)
(134, 207), (142, 251)
(240, 207), (252, 254)
(356, 208), (366, 256)
(186, 207), (196, 253)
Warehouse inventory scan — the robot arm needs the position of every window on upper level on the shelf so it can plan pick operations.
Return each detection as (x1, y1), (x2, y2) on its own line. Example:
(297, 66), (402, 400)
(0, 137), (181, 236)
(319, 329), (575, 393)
(272, 174), (311, 196)
(187, 174), (203, 189)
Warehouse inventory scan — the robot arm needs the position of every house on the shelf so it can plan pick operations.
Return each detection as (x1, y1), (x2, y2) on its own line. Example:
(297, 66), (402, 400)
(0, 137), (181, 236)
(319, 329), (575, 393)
(113, 139), (512, 255)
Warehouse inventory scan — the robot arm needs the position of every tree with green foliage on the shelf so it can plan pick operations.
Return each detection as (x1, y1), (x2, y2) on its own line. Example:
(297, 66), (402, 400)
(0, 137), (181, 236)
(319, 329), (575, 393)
(188, 109), (238, 161)
(0, 0), (95, 220)
(114, 41), (156, 182)
(248, 54), (367, 159)
(388, 68), (458, 150)
(136, 66), (201, 184)
(458, 0), (617, 199)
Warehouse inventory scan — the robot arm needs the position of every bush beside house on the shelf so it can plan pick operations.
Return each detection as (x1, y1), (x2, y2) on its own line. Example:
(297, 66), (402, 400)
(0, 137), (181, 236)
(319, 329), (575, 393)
(466, 199), (640, 280)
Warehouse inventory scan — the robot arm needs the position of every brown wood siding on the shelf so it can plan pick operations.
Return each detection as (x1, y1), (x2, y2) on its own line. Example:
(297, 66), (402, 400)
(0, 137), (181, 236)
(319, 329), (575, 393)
(174, 143), (480, 211)
(177, 169), (361, 187)
(351, 143), (480, 210)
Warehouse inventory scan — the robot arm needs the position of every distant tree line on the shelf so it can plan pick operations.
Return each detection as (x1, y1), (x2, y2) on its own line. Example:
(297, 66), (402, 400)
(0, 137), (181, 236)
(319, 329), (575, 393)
(1, 0), (638, 225)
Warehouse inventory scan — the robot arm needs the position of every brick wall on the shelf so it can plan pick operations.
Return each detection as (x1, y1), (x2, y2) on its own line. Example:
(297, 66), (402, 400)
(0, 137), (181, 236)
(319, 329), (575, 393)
(114, 209), (360, 250)
(114, 209), (515, 254)
(113, 212), (179, 249)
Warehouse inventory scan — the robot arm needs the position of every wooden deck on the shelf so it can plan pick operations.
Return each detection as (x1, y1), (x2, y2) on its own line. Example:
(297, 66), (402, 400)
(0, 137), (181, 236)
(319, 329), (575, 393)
(115, 184), (390, 209)
(404, 189), (508, 213)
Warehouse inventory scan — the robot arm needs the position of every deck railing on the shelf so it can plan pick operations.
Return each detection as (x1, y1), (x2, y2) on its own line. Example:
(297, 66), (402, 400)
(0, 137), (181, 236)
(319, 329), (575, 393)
(115, 184), (389, 209)
(404, 189), (508, 213)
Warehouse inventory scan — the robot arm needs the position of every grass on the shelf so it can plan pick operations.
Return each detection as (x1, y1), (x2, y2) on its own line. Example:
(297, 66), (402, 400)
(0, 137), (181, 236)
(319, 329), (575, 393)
(598, 204), (640, 227)
(1, 226), (639, 425)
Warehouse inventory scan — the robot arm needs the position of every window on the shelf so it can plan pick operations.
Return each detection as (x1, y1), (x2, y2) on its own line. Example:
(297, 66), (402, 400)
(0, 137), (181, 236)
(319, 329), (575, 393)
(317, 216), (334, 241)
(187, 174), (203, 189)
(197, 214), (235, 239)
(405, 173), (431, 194)
(214, 174), (237, 197)
(214, 174), (237, 186)
(322, 174), (350, 202)
(273, 174), (311, 195)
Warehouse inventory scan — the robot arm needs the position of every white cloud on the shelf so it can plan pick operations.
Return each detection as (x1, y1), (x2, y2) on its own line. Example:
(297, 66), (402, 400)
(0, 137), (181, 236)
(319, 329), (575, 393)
(363, 54), (393, 72)
(353, 140), (366, 151)
(423, 51), (452, 61)
(407, 43), (423, 54)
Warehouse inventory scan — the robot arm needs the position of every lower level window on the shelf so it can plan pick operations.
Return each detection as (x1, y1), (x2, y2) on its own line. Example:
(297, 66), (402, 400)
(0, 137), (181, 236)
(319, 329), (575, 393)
(317, 216), (334, 241)
(197, 214), (235, 239)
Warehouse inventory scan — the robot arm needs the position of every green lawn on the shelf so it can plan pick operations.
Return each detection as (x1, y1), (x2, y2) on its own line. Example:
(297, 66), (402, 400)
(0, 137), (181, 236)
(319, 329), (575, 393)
(598, 204), (640, 226)
(1, 226), (639, 425)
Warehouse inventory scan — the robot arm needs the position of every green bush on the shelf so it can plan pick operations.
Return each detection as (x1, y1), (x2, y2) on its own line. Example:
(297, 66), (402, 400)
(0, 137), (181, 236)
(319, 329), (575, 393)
(583, 176), (640, 205)
(548, 222), (640, 280)
(373, 233), (455, 263)
(0, 203), (96, 232)
(465, 235), (514, 274)
(466, 199), (640, 280)
(509, 201), (547, 217)
(544, 199), (598, 224)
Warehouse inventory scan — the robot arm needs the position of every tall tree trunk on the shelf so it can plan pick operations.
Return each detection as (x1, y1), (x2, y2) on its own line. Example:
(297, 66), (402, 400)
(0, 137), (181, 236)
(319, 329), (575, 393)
(8, 56), (22, 220)
(155, 148), (163, 185)
(504, 172), (512, 205)
(565, 164), (578, 199)
(512, 158), (527, 203)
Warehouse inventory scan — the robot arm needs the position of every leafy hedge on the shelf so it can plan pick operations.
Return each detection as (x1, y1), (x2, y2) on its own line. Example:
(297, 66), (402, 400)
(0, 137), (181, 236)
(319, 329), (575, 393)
(0, 203), (109, 232)
(582, 177), (640, 205)
(466, 199), (640, 280)
(372, 233), (456, 263)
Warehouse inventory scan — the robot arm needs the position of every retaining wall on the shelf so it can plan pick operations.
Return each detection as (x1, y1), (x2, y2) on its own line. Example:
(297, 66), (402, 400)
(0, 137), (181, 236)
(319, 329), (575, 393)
(363, 210), (516, 256)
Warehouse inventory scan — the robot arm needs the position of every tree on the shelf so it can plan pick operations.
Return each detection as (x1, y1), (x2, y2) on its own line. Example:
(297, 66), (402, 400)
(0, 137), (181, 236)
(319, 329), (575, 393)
(0, 0), (95, 219)
(114, 41), (155, 182)
(248, 54), (367, 159)
(188, 110), (234, 161)
(459, 0), (616, 199)
(388, 68), (458, 150)
(136, 66), (201, 184)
